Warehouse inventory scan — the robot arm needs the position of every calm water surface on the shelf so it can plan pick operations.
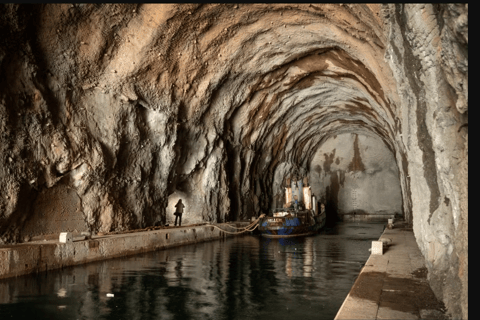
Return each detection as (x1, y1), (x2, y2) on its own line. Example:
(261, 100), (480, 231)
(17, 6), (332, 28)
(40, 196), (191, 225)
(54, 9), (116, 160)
(0, 221), (385, 320)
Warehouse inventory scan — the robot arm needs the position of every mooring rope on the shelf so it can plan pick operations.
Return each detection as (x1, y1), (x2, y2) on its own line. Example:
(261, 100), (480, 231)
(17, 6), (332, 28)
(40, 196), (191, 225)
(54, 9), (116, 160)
(205, 222), (260, 234)
(96, 214), (266, 237)
(205, 214), (266, 235)
(223, 213), (266, 230)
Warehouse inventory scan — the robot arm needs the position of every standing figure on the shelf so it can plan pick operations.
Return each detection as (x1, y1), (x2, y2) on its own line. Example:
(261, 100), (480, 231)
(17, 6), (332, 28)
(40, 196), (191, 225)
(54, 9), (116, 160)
(320, 203), (325, 216)
(174, 199), (185, 227)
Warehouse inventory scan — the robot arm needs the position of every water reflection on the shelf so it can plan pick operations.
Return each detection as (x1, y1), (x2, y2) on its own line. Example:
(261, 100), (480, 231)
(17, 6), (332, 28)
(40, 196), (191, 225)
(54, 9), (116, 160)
(303, 236), (314, 277)
(0, 221), (384, 320)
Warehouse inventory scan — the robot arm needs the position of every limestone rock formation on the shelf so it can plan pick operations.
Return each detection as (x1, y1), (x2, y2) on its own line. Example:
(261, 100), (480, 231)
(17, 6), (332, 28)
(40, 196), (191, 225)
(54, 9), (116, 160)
(0, 4), (467, 318)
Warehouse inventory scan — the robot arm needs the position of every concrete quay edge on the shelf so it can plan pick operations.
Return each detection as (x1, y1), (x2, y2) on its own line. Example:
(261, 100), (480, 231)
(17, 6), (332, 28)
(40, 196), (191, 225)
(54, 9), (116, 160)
(334, 221), (448, 320)
(0, 222), (249, 280)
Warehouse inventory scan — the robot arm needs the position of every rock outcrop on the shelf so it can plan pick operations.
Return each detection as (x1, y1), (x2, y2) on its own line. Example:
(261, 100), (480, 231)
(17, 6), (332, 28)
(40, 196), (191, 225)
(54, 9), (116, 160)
(0, 4), (467, 318)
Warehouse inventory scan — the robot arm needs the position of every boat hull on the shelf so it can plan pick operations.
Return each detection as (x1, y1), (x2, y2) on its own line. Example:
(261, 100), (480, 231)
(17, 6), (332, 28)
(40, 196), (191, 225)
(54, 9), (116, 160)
(258, 210), (326, 238)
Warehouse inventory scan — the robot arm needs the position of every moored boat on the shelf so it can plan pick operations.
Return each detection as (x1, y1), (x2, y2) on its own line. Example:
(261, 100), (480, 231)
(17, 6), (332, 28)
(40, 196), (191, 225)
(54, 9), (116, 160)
(258, 178), (326, 238)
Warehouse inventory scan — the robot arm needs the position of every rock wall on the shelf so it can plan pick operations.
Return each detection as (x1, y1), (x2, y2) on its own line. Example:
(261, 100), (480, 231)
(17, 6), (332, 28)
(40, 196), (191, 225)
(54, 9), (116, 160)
(0, 4), (467, 318)
(383, 4), (468, 318)
(308, 133), (402, 219)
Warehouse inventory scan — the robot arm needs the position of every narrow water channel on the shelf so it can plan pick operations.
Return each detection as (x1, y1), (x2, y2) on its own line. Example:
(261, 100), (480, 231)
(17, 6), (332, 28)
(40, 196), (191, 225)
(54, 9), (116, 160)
(0, 221), (385, 320)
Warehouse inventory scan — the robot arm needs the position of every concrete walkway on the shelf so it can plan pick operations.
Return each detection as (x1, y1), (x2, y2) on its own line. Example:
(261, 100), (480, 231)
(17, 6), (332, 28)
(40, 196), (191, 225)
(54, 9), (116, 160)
(335, 221), (448, 320)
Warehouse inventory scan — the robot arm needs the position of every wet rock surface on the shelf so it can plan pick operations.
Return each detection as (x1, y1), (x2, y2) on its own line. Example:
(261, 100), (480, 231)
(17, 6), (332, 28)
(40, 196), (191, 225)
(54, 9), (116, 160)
(0, 4), (467, 318)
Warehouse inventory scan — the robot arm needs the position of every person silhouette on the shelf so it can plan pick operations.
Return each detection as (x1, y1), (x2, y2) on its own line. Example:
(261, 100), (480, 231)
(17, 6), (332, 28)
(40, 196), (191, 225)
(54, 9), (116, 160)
(174, 199), (185, 227)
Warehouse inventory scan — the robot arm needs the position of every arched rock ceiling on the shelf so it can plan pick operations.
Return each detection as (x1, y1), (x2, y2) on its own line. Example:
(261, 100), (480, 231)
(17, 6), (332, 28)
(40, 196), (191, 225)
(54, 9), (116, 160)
(0, 3), (412, 227)
(0, 5), (468, 319)
(101, 4), (402, 177)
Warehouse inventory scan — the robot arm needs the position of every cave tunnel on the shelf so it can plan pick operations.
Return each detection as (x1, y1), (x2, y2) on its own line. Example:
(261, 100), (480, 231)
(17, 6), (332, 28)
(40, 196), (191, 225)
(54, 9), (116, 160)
(0, 4), (467, 318)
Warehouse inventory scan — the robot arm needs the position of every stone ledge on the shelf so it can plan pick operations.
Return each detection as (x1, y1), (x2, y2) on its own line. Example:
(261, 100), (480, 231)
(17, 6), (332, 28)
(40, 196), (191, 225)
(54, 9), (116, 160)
(0, 223), (248, 280)
(335, 221), (448, 320)
(341, 214), (396, 221)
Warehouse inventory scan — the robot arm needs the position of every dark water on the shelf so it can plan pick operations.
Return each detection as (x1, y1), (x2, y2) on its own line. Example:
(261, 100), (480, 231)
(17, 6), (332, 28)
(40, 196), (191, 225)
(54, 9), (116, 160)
(0, 221), (385, 320)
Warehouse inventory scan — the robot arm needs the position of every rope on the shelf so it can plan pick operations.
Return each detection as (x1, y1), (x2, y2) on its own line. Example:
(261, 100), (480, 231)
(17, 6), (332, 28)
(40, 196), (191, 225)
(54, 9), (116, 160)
(223, 223), (255, 230)
(217, 213), (265, 230)
(97, 215), (266, 237)
(223, 215), (264, 230)
(206, 214), (266, 235)
(206, 222), (261, 234)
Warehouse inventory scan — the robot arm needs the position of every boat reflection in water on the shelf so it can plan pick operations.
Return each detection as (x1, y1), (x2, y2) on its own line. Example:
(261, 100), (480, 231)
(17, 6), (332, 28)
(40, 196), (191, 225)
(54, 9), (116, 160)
(262, 236), (314, 279)
(0, 222), (384, 320)
(303, 236), (314, 277)
(284, 238), (312, 278)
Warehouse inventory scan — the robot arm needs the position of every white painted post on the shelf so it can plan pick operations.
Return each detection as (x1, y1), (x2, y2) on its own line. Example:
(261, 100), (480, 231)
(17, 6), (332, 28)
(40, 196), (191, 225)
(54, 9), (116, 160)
(371, 241), (383, 255)
(387, 218), (394, 229)
(312, 195), (316, 214)
(59, 232), (73, 243)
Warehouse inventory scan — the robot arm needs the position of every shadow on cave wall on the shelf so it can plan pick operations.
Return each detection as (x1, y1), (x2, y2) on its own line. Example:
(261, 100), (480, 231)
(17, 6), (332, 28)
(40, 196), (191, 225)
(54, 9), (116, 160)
(324, 172), (340, 227)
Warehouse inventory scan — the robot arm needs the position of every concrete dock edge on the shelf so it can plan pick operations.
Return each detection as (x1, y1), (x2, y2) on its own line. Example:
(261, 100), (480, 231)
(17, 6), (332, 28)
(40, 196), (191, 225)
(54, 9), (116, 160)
(334, 221), (448, 320)
(0, 223), (249, 280)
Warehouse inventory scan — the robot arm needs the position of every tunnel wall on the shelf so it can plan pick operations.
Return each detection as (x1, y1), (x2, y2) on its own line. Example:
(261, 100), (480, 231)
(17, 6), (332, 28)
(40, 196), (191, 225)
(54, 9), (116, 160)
(383, 4), (468, 318)
(309, 133), (402, 219)
(21, 183), (87, 240)
(0, 4), (467, 318)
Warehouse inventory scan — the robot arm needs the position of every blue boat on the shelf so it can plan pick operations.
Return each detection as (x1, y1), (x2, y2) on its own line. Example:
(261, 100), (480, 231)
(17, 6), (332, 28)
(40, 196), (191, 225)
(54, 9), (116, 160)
(258, 178), (326, 238)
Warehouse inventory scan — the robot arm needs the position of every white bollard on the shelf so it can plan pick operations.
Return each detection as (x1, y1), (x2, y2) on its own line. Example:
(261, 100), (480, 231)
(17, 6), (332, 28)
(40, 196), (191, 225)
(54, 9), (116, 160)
(371, 241), (383, 255)
(387, 218), (394, 229)
(59, 232), (73, 243)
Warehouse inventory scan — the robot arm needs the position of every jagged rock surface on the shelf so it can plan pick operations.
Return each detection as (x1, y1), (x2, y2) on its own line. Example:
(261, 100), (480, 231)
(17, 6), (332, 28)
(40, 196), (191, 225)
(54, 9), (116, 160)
(0, 4), (467, 318)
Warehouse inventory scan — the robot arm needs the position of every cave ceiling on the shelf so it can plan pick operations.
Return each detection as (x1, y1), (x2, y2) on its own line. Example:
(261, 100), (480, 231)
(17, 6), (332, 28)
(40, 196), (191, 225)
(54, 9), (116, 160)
(121, 4), (399, 172)
(0, 5), (469, 318)
(84, 3), (400, 177)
